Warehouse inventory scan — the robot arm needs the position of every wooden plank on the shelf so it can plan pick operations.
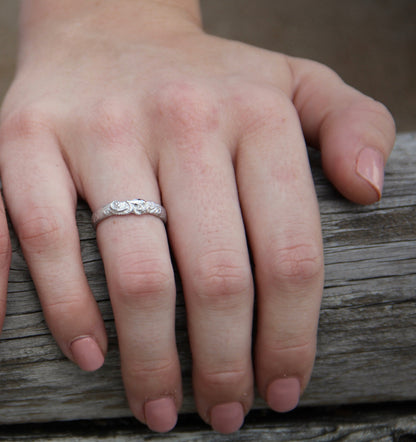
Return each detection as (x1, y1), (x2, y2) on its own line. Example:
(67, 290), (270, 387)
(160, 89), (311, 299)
(0, 132), (414, 424)
(1, 403), (416, 440)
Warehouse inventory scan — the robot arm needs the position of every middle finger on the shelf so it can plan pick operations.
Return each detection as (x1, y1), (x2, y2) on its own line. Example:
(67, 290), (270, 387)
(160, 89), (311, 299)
(158, 130), (254, 434)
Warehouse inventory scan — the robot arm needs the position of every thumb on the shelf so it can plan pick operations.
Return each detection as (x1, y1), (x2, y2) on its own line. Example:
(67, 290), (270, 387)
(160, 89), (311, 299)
(289, 57), (396, 204)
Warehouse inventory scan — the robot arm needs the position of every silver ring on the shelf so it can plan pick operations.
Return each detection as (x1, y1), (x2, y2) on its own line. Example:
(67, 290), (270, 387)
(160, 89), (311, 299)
(92, 198), (167, 229)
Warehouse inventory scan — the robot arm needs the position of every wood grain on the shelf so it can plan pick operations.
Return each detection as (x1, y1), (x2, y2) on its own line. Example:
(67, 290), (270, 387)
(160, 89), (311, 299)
(0, 133), (415, 425)
(2, 403), (416, 440)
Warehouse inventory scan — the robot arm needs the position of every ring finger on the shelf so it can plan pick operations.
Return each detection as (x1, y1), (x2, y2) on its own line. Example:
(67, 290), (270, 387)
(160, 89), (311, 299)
(78, 141), (182, 433)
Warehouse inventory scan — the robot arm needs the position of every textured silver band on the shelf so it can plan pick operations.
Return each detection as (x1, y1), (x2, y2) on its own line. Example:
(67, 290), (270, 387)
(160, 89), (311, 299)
(92, 198), (167, 228)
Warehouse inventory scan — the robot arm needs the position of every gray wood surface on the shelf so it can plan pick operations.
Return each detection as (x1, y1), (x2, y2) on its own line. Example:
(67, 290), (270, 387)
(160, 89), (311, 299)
(0, 133), (415, 425)
(1, 403), (416, 441)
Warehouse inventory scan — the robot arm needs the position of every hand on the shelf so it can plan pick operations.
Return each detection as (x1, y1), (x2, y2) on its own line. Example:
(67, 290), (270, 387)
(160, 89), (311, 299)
(0, 0), (395, 434)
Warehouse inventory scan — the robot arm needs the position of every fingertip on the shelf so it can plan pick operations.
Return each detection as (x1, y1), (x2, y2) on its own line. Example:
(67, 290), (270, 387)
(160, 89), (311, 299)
(321, 143), (387, 206)
(210, 402), (245, 434)
(266, 377), (300, 413)
(70, 336), (105, 372)
(144, 397), (178, 433)
(319, 105), (395, 205)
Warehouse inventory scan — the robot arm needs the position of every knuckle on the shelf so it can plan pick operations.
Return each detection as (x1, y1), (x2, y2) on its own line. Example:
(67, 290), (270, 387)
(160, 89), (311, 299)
(360, 99), (396, 143)
(259, 338), (316, 378)
(43, 295), (85, 318)
(364, 99), (394, 121)
(152, 81), (220, 146)
(199, 366), (247, 389)
(237, 87), (297, 137)
(86, 99), (137, 145)
(193, 250), (252, 308)
(18, 210), (69, 252)
(343, 98), (396, 143)
(123, 357), (176, 381)
(260, 338), (317, 376)
(113, 252), (173, 306)
(265, 336), (315, 355)
(0, 107), (53, 144)
(268, 242), (323, 286)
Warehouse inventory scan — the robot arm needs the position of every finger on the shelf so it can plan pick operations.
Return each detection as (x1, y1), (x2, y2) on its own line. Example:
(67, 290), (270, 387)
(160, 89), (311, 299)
(289, 56), (396, 204)
(159, 132), (254, 434)
(0, 125), (107, 371)
(79, 142), (182, 433)
(0, 195), (11, 332)
(236, 92), (324, 413)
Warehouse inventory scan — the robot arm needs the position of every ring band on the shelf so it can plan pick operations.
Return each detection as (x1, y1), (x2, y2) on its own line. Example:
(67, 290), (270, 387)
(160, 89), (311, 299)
(92, 198), (167, 228)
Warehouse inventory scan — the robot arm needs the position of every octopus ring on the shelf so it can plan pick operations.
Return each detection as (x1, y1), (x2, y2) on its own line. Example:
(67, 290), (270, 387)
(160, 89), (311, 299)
(92, 198), (167, 229)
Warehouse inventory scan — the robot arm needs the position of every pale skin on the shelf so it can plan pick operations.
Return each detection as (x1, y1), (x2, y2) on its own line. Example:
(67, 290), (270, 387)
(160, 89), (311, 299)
(0, 0), (395, 435)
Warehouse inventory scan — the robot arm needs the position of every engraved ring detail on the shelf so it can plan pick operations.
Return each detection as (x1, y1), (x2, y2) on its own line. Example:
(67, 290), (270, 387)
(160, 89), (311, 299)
(92, 198), (167, 228)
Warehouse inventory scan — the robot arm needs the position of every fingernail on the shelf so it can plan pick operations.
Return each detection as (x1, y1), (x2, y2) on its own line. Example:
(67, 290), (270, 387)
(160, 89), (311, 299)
(210, 402), (245, 434)
(70, 337), (105, 372)
(356, 147), (385, 200)
(267, 377), (300, 412)
(144, 397), (177, 433)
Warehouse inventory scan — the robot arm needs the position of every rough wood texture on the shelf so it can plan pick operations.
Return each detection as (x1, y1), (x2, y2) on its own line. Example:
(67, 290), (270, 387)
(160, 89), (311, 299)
(0, 133), (415, 425)
(2, 403), (416, 441)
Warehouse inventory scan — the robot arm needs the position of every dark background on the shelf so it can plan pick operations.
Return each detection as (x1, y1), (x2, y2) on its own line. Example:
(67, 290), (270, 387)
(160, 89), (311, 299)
(201, 0), (415, 132)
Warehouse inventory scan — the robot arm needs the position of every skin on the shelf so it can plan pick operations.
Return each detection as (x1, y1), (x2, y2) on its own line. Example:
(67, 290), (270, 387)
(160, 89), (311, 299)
(0, 0), (395, 435)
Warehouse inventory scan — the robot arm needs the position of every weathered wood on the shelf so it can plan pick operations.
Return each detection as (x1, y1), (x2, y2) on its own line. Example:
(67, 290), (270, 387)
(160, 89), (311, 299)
(1, 403), (416, 441)
(0, 132), (415, 425)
